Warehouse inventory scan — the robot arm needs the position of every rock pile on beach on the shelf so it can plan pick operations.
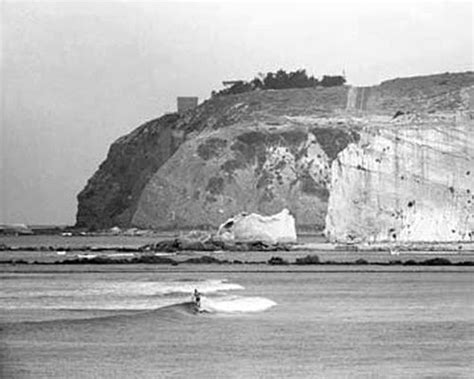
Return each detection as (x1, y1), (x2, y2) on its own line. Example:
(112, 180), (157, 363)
(143, 236), (291, 253)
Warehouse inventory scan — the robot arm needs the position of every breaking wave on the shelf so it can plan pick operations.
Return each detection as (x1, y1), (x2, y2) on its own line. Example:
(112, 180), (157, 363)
(1, 279), (243, 301)
(199, 296), (276, 314)
(147, 296), (276, 318)
(152, 279), (244, 296)
(1, 278), (277, 314)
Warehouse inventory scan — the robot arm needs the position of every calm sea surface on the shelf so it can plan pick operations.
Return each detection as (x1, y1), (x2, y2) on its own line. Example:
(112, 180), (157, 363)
(1, 265), (473, 378)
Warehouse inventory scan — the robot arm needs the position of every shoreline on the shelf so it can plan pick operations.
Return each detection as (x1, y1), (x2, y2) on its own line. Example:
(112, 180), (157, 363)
(1, 253), (473, 267)
(1, 235), (473, 267)
(1, 241), (473, 253)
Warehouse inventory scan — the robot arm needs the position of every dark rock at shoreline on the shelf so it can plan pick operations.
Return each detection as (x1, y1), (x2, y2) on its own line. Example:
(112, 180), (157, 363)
(388, 260), (403, 265)
(61, 256), (126, 265)
(418, 257), (452, 265)
(146, 238), (226, 252)
(58, 255), (178, 265)
(457, 261), (474, 266)
(183, 256), (223, 264)
(117, 246), (145, 253)
(144, 238), (291, 252)
(244, 241), (291, 252)
(131, 255), (177, 265)
(0, 252), (472, 267)
(294, 254), (320, 265)
(267, 256), (289, 265)
(1, 259), (30, 265)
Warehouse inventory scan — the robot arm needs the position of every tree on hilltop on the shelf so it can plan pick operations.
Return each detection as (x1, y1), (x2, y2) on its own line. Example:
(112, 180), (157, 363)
(213, 69), (346, 97)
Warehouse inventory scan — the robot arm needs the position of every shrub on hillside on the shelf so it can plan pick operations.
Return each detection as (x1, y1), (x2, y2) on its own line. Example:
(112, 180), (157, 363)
(262, 69), (320, 89)
(320, 75), (346, 87)
(213, 69), (346, 97)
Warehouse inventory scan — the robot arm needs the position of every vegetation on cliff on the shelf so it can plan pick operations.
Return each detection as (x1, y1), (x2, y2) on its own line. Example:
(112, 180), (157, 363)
(212, 69), (346, 97)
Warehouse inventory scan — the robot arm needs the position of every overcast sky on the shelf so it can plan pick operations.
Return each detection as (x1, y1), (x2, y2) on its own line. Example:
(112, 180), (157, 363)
(1, 0), (472, 225)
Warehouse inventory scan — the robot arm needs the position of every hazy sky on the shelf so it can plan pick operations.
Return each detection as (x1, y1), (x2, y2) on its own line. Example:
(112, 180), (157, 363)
(1, 1), (472, 225)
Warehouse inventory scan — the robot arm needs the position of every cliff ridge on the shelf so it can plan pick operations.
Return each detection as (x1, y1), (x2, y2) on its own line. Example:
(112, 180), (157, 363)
(76, 72), (474, 242)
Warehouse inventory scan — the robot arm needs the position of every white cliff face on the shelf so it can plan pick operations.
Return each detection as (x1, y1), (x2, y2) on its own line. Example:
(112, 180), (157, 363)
(325, 112), (474, 242)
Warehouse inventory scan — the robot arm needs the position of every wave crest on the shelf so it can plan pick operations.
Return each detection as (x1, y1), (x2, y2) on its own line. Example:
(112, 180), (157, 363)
(199, 296), (276, 313)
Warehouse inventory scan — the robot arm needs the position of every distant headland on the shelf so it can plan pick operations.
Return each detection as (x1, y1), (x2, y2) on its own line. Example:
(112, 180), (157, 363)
(74, 70), (474, 244)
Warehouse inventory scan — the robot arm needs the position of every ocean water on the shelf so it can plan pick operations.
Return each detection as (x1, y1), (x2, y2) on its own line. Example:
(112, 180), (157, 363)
(0, 266), (473, 378)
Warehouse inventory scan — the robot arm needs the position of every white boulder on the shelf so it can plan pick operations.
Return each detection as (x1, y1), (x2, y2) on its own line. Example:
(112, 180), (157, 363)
(217, 208), (297, 244)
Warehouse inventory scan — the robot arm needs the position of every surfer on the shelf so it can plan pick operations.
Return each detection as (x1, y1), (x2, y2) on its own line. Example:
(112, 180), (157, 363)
(193, 289), (201, 309)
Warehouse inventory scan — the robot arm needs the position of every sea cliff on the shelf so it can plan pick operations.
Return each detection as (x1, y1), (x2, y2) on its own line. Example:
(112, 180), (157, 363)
(76, 72), (474, 242)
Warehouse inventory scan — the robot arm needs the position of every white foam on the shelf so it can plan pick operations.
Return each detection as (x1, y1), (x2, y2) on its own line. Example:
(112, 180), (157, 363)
(155, 279), (244, 295)
(0, 279), (244, 310)
(3, 279), (243, 298)
(200, 296), (276, 313)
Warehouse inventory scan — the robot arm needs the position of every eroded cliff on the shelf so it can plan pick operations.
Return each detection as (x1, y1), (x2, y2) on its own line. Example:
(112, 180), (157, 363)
(326, 80), (474, 242)
(76, 72), (474, 241)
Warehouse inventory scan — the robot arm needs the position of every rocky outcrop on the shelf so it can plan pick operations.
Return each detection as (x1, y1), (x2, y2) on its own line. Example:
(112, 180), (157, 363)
(77, 86), (354, 231)
(217, 208), (297, 244)
(76, 72), (474, 241)
(76, 113), (184, 229)
(131, 121), (358, 230)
